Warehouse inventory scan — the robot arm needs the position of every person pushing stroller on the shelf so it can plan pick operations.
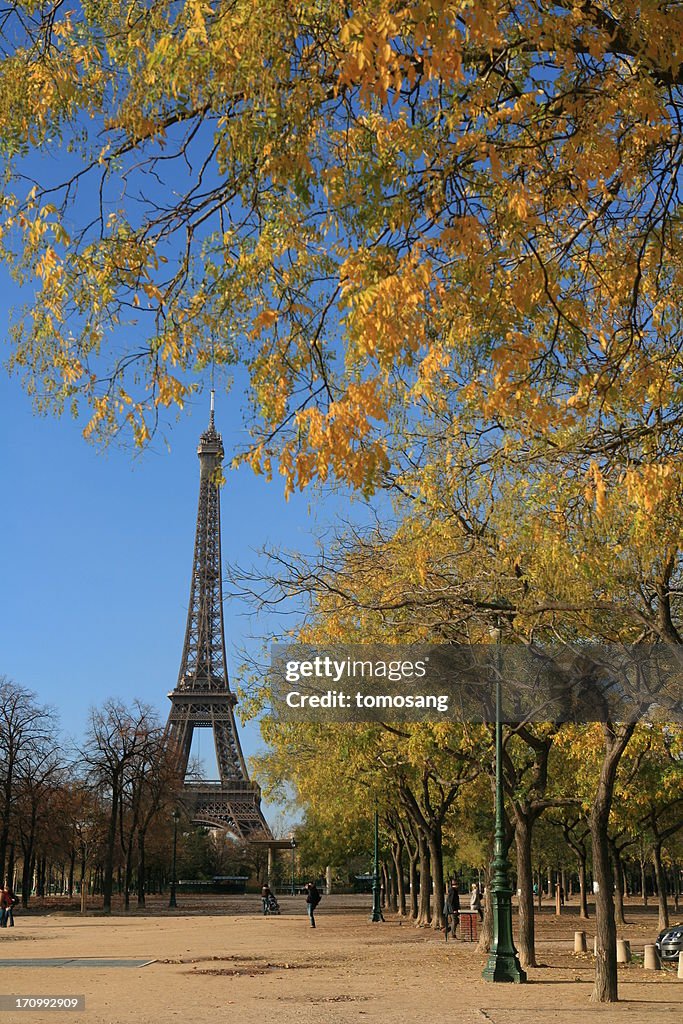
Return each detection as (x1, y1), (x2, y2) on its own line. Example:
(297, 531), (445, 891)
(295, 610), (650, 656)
(261, 884), (281, 915)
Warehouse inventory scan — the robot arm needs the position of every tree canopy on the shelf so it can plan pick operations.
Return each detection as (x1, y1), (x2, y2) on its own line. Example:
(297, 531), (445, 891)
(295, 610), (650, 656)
(2, 1), (683, 506)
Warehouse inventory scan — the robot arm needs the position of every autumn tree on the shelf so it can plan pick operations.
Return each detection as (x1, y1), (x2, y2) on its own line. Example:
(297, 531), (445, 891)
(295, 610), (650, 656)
(243, 466), (682, 1001)
(624, 726), (683, 929)
(0, 2), (681, 513)
(500, 725), (578, 968)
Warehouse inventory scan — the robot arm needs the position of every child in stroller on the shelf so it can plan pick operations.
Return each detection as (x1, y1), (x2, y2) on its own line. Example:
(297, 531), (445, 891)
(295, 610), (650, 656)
(261, 884), (281, 915)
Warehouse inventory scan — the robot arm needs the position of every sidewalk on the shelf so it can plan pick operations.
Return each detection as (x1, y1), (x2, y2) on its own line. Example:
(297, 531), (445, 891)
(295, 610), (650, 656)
(1, 896), (678, 1024)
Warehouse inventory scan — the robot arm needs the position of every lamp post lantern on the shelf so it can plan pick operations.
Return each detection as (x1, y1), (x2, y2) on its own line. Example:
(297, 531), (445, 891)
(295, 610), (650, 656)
(482, 624), (526, 983)
(169, 809), (181, 909)
(370, 808), (384, 923)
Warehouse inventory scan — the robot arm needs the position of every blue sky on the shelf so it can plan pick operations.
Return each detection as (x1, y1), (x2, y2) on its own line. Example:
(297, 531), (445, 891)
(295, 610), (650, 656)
(0, 53), (393, 830)
(0, 342), (351, 823)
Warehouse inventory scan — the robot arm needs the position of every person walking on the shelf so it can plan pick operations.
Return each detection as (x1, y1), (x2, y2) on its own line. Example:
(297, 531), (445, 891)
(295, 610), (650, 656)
(470, 882), (484, 921)
(305, 881), (321, 928)
(261, 884), (272, 915)
(444, 880), (460, 938)
(0, 884), (16, 928)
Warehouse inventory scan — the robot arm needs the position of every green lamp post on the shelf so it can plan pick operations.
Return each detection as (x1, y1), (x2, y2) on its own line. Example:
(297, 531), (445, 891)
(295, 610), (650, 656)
(482, 624), (526, 983)
(290, 836), (296, 896)
(370, 808), (384, 923)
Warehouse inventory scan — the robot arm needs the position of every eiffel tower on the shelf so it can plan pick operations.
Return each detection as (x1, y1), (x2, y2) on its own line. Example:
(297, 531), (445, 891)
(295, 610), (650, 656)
(166, 393), (271, 838)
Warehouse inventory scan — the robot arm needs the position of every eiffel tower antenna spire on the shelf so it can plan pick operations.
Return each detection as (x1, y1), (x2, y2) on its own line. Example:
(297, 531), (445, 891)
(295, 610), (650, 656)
(209, 337), (216, 425)
(165, 403), (270, 837)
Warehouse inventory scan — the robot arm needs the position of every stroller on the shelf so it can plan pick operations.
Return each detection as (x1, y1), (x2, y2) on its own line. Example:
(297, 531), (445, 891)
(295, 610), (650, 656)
(263, 891), (281, 915)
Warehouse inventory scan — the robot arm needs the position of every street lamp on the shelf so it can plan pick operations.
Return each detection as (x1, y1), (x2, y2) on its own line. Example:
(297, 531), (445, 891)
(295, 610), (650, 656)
(482, 623), (526, 983)
(169, 809), (181, 909)
(370, 807), (384, 923)
(290, 837), (296, 896)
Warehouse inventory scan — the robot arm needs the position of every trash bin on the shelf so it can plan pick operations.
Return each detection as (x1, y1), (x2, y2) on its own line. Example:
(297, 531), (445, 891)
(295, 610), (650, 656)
(460, 910), (478, 942)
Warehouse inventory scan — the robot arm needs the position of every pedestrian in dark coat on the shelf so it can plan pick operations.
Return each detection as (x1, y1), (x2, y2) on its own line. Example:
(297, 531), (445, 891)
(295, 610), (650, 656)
(444, 880), (460, 938)
(305, 881), (321, 928)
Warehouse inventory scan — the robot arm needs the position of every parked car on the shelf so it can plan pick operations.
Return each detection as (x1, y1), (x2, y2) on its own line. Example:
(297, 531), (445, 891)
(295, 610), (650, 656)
(654, 922), (683, 962)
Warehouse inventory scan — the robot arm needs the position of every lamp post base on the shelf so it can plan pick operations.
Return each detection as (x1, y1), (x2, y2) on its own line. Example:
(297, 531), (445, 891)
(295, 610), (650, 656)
(482, 952), (527, 983)
(481, 885), (527, 984)
(370, 883), (384, 922)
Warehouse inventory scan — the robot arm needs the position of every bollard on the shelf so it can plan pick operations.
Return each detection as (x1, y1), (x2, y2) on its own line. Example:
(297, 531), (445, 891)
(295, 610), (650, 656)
(616, 939), (631, 963)
(643, 944), (660, 971)
(678, 950), (683, 979)
(574, 931), (587, 953)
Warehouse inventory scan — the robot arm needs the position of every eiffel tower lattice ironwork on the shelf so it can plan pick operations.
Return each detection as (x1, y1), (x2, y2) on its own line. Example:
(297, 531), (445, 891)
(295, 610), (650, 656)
(166, 394), (271, 838)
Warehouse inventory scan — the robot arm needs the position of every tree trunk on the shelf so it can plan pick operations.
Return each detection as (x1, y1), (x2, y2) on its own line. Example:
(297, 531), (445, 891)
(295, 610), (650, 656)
(477, 873), (493, 953)
(416, 830), (432, 927)
(123, 839), (134, 911)
(536, 863), (543, 909)
(0, 767), (15, 883)
(388, 852), (399, 913)
(673, 860), (680, 913)
(391, 837), (406, 916)
(427, 827), (445, 930)
(514, 812), (537, 967)
(609, 840), (627, 926)
(21, 847), (33, 908)
(591, 814), (617, 1002)
(408, 850), (418, 919)
(652, 841), (669, 930)
(137, 829), (146, 908)
(37, 856), (46, 897)
(398, 819), (419, 920)
(640, 859), (648, 906)
(578, 854), (589, 919)
(67, 849), (75, 898)
(589, 722), (635, 1004)
(380, 860), (389, 908)
(103, 782), (119, 913)
(5, 844), (15, 890)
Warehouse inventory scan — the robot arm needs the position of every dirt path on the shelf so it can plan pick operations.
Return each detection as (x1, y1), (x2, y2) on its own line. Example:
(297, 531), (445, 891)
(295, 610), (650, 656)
(1, 896), (679, 1023)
